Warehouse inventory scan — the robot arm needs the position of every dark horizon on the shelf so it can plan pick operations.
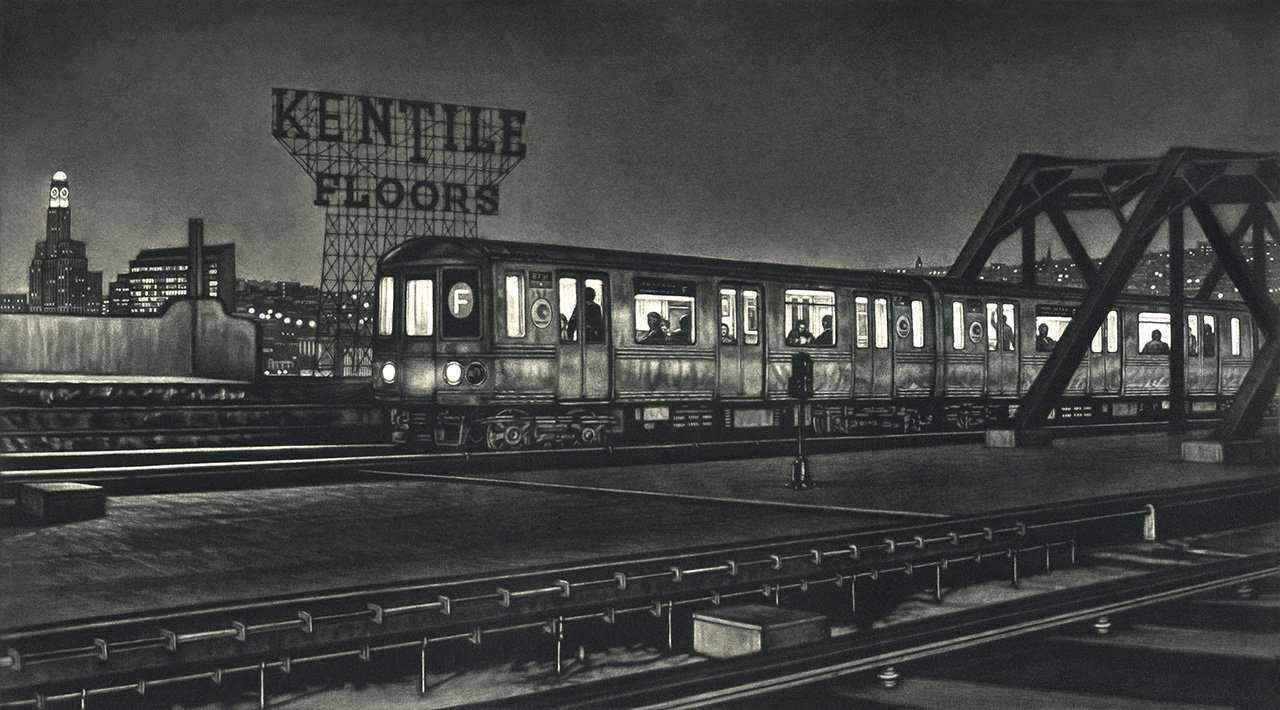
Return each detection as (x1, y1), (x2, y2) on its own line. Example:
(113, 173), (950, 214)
(2, 0), (1277, 294)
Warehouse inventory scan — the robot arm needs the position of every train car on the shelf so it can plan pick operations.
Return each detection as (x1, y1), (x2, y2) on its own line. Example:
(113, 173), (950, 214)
(371, 237), (1254, 448)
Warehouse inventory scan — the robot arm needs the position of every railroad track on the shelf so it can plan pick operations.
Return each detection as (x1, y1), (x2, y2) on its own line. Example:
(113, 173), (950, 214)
(1, 477), (1275, 708)
(0, 419), (1225, 488)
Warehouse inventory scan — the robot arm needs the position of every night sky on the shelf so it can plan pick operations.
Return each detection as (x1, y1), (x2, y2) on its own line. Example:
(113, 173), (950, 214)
(1, 0), (1277, 294)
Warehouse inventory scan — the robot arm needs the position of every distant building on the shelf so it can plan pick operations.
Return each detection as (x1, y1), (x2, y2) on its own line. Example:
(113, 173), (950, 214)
(0, 294), (30, 313)
(109, 221), (235, 316)
(27, 171), (103, 315)
(235, 279), (321, 375)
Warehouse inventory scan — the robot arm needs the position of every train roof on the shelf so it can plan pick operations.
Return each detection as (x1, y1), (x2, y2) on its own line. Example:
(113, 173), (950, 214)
(379, 236), (1249, 311)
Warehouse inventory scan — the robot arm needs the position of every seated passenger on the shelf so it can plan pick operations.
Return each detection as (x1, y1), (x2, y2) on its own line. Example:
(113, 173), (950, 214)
(1035, 323), (1056, 352)
(1142, 330), (1170, 354)
(811, 314), (834, 345)
(720, 321), (736, 345)
(786, 319), (812, 346)
(669, 314), (693, 344)
(638, 312), (667, 343)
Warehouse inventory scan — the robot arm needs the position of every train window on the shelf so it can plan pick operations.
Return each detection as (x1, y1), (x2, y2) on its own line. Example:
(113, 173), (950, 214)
(784, 289), (835, 346)
(743, 290), (760, 345)
(1036, 317), (1070, 352)
(1138, 312), (1171, 354)
(441, 268), (480, 339)
(1186, 315), (1200, 356)
(952, 301), (965, 350)
(505, 274), (525, 338)
(1107, 310), (1119, 353)
(874, 298), (889, 349)
(911, 299), (925, 348)
(634, 278), (695, 344)
(854, 297), (869, 348)
(565, 277), (605, 343)
(405, 278), (434, 337)
(377, 276), (395, 337)
(986, 303), (1016, 351)
(1231, 317), (1241, 355)
(559, 278), (578, 342)
(1202, 315), (1217, 357)
(719, 289), (737, 344)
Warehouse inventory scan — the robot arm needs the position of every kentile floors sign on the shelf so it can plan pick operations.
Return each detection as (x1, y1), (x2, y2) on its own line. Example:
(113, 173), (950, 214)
(272, 88), (528, 215)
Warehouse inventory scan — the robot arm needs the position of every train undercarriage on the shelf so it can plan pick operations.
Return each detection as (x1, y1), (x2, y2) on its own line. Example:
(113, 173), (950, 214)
(387, 395), (1233, 450)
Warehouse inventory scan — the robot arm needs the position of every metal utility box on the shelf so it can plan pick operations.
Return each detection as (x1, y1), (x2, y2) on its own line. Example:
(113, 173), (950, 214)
(692, 604), (830, 659)
(18, 482), (106, 522)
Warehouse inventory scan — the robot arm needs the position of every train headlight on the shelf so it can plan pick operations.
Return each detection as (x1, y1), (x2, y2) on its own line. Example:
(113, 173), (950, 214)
(379, 361), (397, 384)
(465, 362), (487, 385)
(444, 361), (464, 386)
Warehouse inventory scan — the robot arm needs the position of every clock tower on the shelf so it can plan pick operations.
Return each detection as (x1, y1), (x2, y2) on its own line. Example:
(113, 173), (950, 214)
(28, 171), (103, 315)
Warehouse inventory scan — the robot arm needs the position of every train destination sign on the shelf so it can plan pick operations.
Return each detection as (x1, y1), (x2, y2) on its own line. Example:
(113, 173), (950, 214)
(272, 88), (528, 216)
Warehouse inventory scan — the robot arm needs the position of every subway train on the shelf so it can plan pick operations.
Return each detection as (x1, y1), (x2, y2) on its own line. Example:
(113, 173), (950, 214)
(371, 237), (1255, 448)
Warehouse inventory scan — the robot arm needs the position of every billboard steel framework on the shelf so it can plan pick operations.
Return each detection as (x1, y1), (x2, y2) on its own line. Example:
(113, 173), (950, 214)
(272, 88), (526, 376)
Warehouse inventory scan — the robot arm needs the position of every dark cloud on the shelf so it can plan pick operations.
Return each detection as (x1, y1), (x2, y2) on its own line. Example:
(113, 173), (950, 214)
(2, 0), (1277, 292)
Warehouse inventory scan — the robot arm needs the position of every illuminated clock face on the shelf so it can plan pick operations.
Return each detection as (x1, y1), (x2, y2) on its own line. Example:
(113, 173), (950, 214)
(50, 187), (59, 198)
(59, 188), (69, 199)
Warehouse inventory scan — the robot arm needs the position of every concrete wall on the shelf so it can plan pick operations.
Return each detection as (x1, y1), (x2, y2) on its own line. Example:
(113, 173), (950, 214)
(0, 298), (258, 380)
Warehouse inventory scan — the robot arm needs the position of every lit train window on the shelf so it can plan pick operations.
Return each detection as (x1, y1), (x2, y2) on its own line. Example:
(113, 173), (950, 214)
(1231, 317), (1241, 355)
(986, 303), (1016, 351)
(505, 274), (525, 337)
(719, 289), (737, 344)
(377, 276), (394, 336)
(1185, 314), (1200, 356)
(952, 302), (964, 350)
(874, 298), (889, 349)
(911, 300), (924, 348)
(1107, 310), (1119, 353)
(559, 278), (578, 342)
(1036, 310), (1072, 353)
(1202, 315), (1216, 358)
(1137, 312), (1170, 355)
(855, 297), (869, 348)
(784, 289), (835, 346)
(405, 278), (434, 337)
(634, 278), (695, 344)
(743, 290), (760, 345)
(441, 268), (480, 339)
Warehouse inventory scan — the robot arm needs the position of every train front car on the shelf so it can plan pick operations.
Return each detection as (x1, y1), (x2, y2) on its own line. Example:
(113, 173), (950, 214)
(374, 239), (494, 446)
(374, 238), (616, 449)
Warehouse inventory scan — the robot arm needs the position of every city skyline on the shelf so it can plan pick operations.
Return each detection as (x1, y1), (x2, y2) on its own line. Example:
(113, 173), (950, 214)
(2, 1), (1278, 295)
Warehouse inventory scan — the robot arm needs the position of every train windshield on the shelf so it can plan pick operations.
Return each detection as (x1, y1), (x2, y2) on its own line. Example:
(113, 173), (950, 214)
(377, 276), (395, 336)
(405, 278), (434, 337)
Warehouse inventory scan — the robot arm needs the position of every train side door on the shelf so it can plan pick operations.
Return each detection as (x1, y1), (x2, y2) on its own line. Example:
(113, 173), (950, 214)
(1087, 309), (1122, 394)
(1184, 312), (1219, 394)
(716, 286), (764, 399)
(985, 301), (1018, 395)
(556, 273), (610, 400)
(853, 294), (894, 397)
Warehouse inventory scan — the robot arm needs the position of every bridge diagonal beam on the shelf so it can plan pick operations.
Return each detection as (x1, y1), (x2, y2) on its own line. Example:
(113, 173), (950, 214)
(1188, 200), (1277, 335)
(1216, 323), (1280, 440)
(1012, 148), (1197, 430)
(1043, 207), (1099, 285)
(949, 155), (1076, 280)
(1195, 208), (1258, 300)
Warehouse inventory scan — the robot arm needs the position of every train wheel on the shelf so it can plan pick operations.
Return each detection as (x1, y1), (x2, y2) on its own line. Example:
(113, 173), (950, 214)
(485, 423), (510, 451)
(503, 423), (529, 449)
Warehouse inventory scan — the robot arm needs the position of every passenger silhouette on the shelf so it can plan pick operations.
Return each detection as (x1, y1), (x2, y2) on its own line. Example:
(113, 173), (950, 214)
(811, 314), (834, 345)
(1185, 325), (1198, 357)
(1202, 323), (1216, 357)
(1142, 329), (1170, 354)
(1035, 323), (1056, 352)
(568, 287), (603, 342)
(719, 321), (736, 345)
(638, 312), (667, 343)
(786, 319), (812, 346)
(670, 314), (692, 344)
